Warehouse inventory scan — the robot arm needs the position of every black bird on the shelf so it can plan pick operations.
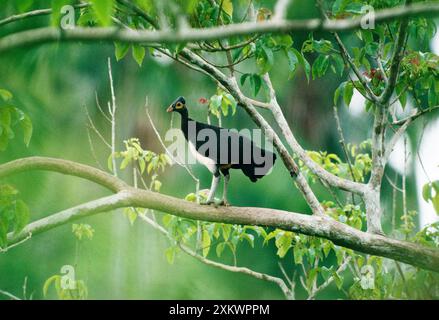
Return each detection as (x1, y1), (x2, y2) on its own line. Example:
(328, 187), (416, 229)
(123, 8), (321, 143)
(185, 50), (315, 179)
(167, 96), (276, 205)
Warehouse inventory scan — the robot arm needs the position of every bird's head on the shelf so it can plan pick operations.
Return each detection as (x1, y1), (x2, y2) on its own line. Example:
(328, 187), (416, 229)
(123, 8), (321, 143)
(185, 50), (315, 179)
(166, 96), (187, 114)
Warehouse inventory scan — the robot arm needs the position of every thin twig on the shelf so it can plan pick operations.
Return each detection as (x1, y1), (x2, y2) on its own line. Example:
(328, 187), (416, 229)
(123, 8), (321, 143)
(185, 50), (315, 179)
(139, 214), (292, 299)
(0, 289), (21, 300)
(83, 105), (111, 148)
(107, 58), (118, 177)
(333, 105), (357, 204)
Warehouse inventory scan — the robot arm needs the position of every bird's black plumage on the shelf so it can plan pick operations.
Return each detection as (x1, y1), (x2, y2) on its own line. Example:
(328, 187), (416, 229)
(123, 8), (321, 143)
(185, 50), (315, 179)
(167, 96), (276, 204)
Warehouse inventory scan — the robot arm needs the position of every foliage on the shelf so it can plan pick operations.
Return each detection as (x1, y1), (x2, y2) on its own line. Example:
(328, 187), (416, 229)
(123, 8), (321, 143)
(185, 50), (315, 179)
(43, 272), (88, 300)
(0, 88), (32, 151)
(113, 137), (171, 177)
(207, 89), (237, 118)
(423, 181), (439, 215)
(301, 140), (372, 183)
(72, 223), (95, 241)
(0, 184), (30, 249)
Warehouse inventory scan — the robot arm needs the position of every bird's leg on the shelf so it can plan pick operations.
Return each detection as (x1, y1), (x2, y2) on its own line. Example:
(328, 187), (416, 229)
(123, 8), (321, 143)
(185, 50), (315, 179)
(220, 173), (230, 206)
(204, 173), (220, 205)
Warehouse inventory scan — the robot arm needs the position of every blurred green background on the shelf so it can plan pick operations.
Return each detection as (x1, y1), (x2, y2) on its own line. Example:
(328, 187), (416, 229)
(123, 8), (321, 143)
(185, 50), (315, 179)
(0, 0), (437, 299)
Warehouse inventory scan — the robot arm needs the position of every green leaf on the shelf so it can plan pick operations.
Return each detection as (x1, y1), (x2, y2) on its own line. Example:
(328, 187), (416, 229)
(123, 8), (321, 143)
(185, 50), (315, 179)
(240, 73), (250, 86)
(123, 207), (137, 225)
(275, 35), (293, 48)
(0, 219), (7, 248)
(0, 108), (11, 151)
(115, 42), (130, 61)
(321, 266), (333, 281)
(16, 0), (34, 13)
(20, 114), (32, 147)
(162, 214), (174, 227)
(13, 200), (30, 235)
(240, 233), (254, 248)
(221, 98), (229, 116)
(90, 0), (114, 26)
(43, 275), (60, 297)
(120, 156), (131, 170)
(132, 45), (146, 67)
(312, 55), (330, 79)
(307, 268), (318, 290)
(365, 43), (379, 56)
(302, 55), (311, 83)
(209, 94), (222, 115)
(72, 223), (95, 240)
(138, 157), (146, 174)
(323, 241), (332, 257)
(343, 82), (354, 107)
(0, 89), (13, 102)
(256, 46), (274, 74)
(250, 74), (262, 96)
(293, 246), (303, 264)
(332, 0), (345, 15)
(334, 82), (345, 105)
(423, 183), (432, 202)
(285, 49), (299, 79)
(428, 86), (437, 107)
(216, 242), (226, 257)
(333, 272), (344, 289)
(432, 195), (439, 215)
(185, 193), (197, 202)
(222, 0), (233, 17)
(275, 233), (292, 258)
(224, 94), (237, 115)
(332, 54), (345, 76)
(107, 154), (114, 172)
(399, 92), (407, 109)
(165, 247), (176, 264)
(153, 180), (162, 191)
(361, 30), (373, 43)
(202, 229), (211, 257)
(222, 224), (231, 241)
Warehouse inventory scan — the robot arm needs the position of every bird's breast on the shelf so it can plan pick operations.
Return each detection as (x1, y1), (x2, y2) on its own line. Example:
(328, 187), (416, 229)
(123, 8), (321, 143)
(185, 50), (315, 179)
(188, 141), (217, 174)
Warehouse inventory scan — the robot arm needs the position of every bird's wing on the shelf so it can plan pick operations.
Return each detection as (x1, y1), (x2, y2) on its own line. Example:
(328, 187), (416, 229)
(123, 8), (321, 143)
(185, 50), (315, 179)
(192, 121), (276, 167)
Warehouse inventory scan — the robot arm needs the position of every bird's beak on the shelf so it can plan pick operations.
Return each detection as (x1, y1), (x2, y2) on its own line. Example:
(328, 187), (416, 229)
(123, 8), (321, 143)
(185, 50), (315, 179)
(166, 105), (173, 113)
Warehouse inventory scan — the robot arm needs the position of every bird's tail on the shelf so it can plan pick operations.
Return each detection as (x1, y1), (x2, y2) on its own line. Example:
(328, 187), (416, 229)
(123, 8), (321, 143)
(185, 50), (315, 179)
(240, 151), (277, 182)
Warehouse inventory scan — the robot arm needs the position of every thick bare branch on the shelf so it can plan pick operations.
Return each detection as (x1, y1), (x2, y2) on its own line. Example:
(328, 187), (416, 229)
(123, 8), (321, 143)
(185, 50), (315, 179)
(1, 2), (439, 53)
(3, 157), (439, 272)
(0, 156), (128, 192)
(6, 191), (133, 245)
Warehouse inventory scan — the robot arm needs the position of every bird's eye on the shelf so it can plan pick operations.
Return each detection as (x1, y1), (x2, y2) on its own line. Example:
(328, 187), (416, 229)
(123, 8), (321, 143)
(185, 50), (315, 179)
(176, 102), (183, 108)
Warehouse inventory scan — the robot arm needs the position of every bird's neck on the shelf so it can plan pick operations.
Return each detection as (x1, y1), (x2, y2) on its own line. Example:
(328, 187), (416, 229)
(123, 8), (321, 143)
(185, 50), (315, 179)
(178, 110), (191, 140)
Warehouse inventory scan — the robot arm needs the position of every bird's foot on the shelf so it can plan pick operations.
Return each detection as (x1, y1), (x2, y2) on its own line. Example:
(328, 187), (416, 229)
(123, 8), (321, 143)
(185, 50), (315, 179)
(200, 200), (215, 206)
(219, 199), (230, 207)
